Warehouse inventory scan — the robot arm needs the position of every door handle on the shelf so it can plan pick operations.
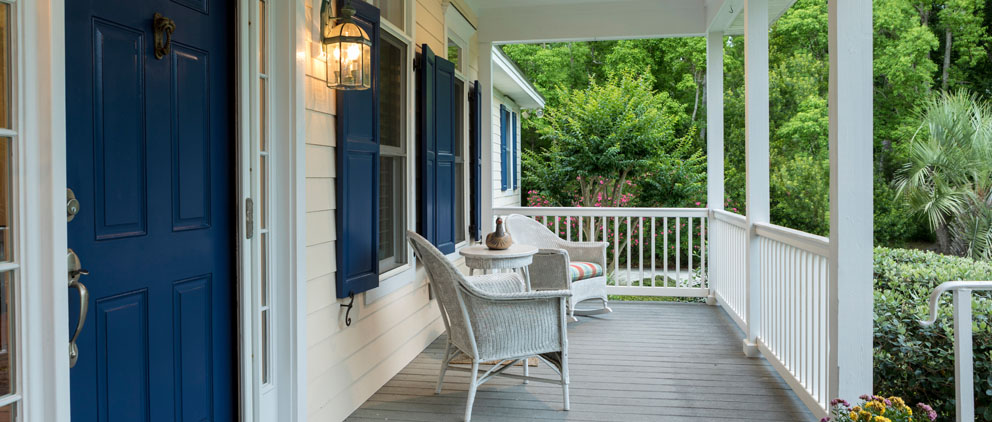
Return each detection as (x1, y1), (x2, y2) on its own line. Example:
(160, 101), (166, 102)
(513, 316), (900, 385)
(67, 249), (89, 368)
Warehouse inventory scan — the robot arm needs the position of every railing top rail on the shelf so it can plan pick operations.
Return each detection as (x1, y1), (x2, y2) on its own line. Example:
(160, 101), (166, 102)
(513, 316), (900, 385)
(711, 209), (747, 228)
(493, 206), (709, 218)
(753, 222), (830, 258)
(921, 280), (992, 325)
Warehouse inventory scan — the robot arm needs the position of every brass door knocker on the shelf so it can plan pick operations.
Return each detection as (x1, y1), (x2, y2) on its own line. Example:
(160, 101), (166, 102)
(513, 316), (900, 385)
(153, 13), (176, 59)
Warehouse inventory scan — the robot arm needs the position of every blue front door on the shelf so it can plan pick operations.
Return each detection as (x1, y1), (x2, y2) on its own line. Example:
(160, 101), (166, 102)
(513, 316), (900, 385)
(65, 0), (237, 420)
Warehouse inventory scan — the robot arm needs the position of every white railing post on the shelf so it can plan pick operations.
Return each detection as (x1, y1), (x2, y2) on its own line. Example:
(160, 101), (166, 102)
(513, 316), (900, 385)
(706, 30), (724, 306)
(828, 0), (874, 403)
(953, 289), (974, 422)
(743, 0), (769, 357)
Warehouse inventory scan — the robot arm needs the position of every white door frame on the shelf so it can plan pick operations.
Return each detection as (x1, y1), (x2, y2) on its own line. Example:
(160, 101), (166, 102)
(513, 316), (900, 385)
(21, 0), (304, 420)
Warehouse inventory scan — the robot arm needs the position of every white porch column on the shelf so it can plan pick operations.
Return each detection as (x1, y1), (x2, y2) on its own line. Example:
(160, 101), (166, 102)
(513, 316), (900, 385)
(742, 0), (768, 357)
(706, 32), (724, 212)
(828, 0), (874, 402)
(706, 31), (724, 304)
(479, 42), (495, 234)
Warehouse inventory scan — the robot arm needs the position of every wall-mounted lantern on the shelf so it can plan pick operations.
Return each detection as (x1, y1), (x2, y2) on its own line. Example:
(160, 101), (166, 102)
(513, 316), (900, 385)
(320, 0), (372, 90)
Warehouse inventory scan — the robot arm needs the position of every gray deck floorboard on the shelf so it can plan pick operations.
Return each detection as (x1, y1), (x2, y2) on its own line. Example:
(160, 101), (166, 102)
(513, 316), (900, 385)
(345, 302), (816, 422)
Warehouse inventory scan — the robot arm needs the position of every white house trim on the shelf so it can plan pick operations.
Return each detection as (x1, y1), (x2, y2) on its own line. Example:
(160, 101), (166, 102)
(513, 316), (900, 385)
(21, 0), (70, 419)
(491, 47), (544, 110)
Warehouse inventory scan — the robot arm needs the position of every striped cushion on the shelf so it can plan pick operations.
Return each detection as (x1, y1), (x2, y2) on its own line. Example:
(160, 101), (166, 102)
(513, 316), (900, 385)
(569, 261), (604, 282)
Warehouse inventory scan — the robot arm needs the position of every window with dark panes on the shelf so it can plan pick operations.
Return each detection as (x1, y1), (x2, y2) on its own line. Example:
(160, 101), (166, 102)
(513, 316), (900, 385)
(378, 30), (408, 273)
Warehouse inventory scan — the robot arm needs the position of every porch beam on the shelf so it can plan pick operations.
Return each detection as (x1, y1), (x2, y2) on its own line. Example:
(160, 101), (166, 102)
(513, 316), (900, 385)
(742, 0), (768, 357)
(828, 0), (874, 402)
(479, 42), (495, 234)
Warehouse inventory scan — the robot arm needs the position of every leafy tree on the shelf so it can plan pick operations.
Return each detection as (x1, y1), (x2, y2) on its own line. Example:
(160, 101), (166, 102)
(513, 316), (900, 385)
(524, 72), (686, 208)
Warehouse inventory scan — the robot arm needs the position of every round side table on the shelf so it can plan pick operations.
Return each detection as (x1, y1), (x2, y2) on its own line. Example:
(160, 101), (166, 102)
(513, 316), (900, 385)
(459, 244), (538, 290)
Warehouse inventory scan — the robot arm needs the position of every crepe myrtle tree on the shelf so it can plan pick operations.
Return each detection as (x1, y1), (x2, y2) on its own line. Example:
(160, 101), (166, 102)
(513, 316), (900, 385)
(522, 72), (686, 210)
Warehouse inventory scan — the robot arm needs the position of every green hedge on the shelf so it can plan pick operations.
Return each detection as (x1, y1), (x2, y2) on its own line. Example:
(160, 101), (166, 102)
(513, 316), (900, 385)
(873, 247), (992, 420)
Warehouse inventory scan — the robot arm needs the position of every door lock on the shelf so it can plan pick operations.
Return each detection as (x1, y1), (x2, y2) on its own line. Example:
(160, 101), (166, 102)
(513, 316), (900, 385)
(66, 188), (80, 222)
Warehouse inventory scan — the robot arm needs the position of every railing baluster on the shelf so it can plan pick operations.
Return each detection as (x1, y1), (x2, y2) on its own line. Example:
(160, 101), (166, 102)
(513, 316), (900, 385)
(614, 216), (619, 277)
(566, 216), (572, 241)
(639, 217), (644, 286)
(651, 217), (656, 287)
(663, 217), (669, 287)
(701, 218), (706, 288)
(688, 217), (694, 286)
(602, 216), (607, 246)
(675, 217), (681, 287)
(578, 216), (583, 242)
(626, 217), (631, 287)
(554, 216), (560, 240)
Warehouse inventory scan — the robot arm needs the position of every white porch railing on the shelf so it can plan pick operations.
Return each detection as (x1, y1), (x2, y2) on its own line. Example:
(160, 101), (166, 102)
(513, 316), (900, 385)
(708, 213), (833, 415)
(495, 206), (835, 418)
(710, 209), (748, 328)
(493, 207), (709, 297)
(753, 222), (831, 414)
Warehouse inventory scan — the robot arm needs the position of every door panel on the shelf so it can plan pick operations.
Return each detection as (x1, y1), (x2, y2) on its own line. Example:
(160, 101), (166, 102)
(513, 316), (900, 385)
(66, 0), (236, 420)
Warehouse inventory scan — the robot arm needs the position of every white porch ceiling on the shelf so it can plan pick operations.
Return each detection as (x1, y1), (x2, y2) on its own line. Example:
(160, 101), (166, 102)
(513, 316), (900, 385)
(465, 0), (795, 43)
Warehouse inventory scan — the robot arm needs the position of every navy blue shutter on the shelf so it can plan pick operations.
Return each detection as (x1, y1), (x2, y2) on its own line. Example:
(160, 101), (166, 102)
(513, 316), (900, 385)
(417, 44), (457, 254)
(434, 54), (457, 253)
(335, 0), (380, 298)
(469, 81), (482, 241)
(512, 111), (518, 189)
(500, 105), (508, 191)
(417, 44), (436, 246)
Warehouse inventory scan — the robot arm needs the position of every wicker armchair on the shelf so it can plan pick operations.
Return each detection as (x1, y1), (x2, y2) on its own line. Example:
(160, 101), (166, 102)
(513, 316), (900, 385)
(407, 231), (571, 422)
(505, 214), (613, 321)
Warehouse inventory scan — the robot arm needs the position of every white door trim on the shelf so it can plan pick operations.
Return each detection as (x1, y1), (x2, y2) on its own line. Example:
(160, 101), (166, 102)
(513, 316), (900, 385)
(21, 0), (70, 419)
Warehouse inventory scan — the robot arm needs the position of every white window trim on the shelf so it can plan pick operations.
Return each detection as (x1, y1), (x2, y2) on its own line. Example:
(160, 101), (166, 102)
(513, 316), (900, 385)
(365, 1), (417, 305)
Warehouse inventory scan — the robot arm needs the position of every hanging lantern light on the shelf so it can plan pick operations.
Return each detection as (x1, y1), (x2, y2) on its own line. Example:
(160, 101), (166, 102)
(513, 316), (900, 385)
(320, 0), (372, 90)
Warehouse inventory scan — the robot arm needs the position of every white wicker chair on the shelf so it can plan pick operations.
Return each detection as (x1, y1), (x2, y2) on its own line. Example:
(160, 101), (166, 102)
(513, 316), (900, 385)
(505, 214), (613, 321)
(407, 231), (571, 422)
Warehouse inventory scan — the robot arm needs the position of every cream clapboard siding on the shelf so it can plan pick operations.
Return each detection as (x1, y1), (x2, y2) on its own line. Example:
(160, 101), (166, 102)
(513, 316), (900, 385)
(492, 91), (523, 208)
(302, 1), (472, 420)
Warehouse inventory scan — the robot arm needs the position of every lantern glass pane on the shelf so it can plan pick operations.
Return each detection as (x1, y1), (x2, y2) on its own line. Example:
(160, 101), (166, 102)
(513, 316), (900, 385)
(326, 43), (341, 86)
(362, 43), (371, 88)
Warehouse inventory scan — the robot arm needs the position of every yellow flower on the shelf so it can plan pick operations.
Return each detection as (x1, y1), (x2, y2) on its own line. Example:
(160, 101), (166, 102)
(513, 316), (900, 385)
(850, 411), (859, 420)
(866, 401), (886, 414)
(889, 397), (906, 408)
(873, 416), (892, 422)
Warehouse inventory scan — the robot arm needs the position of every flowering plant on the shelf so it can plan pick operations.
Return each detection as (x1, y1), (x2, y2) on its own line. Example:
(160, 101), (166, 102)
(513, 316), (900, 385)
(823, 395), (937, 422)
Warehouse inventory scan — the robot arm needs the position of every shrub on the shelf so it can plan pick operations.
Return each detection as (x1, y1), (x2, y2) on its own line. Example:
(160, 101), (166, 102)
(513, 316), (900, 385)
(873, 247), (992, 419)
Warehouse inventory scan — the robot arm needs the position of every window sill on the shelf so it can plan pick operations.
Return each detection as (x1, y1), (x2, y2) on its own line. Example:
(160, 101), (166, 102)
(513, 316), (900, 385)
(379, 263), (412, 281)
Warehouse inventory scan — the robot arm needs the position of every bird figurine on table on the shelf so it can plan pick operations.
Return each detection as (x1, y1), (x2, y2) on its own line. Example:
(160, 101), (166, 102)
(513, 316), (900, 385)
(485, 218), (513, 250)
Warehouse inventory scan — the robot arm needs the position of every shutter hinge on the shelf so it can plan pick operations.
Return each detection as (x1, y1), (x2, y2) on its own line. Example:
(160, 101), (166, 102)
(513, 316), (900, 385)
(245, 197), (254, 239)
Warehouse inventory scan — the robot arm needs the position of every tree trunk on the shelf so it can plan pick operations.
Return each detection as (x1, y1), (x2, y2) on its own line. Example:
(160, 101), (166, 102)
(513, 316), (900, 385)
(942, 29), (952, 91)
(936, 222), (951, 254)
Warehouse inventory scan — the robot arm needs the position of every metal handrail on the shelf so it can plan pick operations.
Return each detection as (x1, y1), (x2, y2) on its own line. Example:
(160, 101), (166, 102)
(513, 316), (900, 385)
(920, 280), (992, 422)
